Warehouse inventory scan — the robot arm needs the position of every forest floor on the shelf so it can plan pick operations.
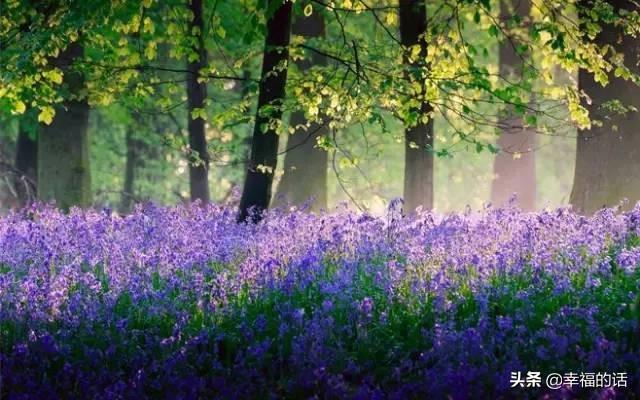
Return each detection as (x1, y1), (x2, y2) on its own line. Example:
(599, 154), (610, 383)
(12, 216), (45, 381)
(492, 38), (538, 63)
(1, 203), (639, 398)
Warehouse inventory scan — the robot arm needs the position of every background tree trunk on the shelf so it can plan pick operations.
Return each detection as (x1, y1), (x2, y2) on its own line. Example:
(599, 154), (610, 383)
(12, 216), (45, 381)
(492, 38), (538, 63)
(38, 42), (91, 210)
(490, 0), (536, 211)
(237, 69), (253, 190)
(119, 126), (140, 214)
(0, 136), (18, 210)
(399, 0), (434, 213)
(570, 0), (640, 214)
(186, 0), (210, 203)
(274, 4), (328, 211)
(238, 0), (293, 222)
(15, 119), (38, 206)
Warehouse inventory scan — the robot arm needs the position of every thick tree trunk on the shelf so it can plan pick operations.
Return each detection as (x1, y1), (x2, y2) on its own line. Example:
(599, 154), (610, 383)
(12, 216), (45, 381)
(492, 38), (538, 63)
(274, 5), (328, 211)
(38, 42), (91, 210)
(120, 127), (139, 214)
(238, 0), (293, 222)
(490, 0), (536, 211)
(15, 119), (37, 206)
(186, 0), (210, 203)
(570, 0), (640, 214)
(0, 137), (18, 210)
(399, 0), (434, 213)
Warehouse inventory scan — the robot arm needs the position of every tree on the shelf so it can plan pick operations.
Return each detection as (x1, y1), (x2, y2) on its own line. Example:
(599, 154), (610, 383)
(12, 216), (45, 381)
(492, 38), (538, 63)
(238, 0), (293, 222)
(38, 42), (92, 210)
(14, 118), (38, 206)
(0, 132), (18, 209)
(570, 0), (640, 213)
(3, 0), (640, 215)
(119, 117), (143, 214)
(399, 0), (433, 213)
(490, 0), (536, 211)
(274, 4), (328, 211)
(186, 0), (210, 203)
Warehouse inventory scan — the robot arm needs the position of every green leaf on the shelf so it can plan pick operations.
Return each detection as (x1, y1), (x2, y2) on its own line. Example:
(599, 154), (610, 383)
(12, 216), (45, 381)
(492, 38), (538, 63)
(525, 114), (537, 126)
(304, 3), (313, 17)
(488, 24), (499, 37)
(44, 69), (63, 84)
(516, 44), (528, 55)
(191, 108), (207, 121)
(14, 100), (26, 114)
(38, 106), (55, 125)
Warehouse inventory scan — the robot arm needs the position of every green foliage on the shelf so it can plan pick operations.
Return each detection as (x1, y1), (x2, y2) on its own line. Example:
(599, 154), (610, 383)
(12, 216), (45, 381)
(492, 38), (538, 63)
(2, 0), (640, 209)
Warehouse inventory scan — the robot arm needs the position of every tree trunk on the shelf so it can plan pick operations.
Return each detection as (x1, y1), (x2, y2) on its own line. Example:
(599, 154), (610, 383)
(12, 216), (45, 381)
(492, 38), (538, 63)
(238, 69), (253, 190)
(38, 42), (91, 210)
(399, 0), (434, 213)
(238, 0), (293, 222)
(0, 136), (18, 210)
(490, 0), (536, 211)
(273, 4), (328, 211)
(186, 0), (210, 203)
(570, 0), (640, 214)
(15, 119), (38, 206)
(120, 127), (139, 214)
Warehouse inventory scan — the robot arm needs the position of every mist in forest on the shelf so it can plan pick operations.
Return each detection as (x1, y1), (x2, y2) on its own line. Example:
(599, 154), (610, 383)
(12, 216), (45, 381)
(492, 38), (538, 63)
(0, 108), (576, 214)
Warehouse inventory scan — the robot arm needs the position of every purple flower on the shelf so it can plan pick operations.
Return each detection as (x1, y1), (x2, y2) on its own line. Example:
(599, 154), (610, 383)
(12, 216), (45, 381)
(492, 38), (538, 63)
(617, 248), (640, 273)
(1, 203), (639, 398)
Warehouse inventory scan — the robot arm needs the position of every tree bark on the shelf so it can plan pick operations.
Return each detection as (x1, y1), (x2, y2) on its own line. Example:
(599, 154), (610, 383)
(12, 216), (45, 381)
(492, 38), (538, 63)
(0, 136), (18, 210)
(273, 4), (328, 211)
(238, 69), (253, 189)
(186, 0), (210, 203)
(399, 0), (434, 213)
(238, 0), (293, 222)
(490, 0), (536, 211)
(570, 0), (640, 214)
(119, 126), (140, 214)
(38, 42), (91, 210)
(15, 119), (38, 206)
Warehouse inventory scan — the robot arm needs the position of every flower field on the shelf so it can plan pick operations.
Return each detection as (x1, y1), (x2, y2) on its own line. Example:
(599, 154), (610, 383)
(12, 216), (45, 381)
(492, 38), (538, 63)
(1, 203), (640, 399)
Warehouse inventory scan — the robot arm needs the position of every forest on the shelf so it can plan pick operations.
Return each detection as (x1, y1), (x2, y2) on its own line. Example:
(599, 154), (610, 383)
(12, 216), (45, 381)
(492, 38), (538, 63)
(2, 0), (640, 398)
